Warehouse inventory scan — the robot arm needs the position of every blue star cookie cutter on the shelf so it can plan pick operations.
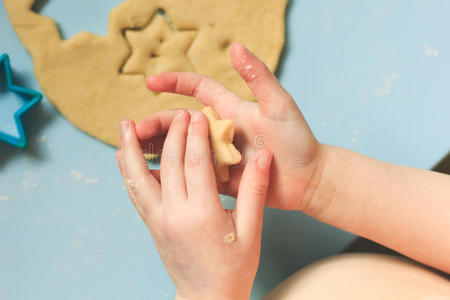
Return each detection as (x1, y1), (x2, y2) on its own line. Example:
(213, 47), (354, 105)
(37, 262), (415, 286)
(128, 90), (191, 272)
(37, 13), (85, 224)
(0, 53), (42, 148)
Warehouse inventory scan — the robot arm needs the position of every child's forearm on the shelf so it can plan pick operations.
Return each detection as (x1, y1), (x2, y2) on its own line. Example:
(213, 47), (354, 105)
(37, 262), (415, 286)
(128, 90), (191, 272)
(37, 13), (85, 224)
(304, 145), (450, 273)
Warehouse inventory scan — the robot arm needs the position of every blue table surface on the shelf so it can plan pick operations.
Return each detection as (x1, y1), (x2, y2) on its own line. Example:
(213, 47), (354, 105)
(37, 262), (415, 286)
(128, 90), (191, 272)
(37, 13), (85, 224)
(1, 1), (449, 299)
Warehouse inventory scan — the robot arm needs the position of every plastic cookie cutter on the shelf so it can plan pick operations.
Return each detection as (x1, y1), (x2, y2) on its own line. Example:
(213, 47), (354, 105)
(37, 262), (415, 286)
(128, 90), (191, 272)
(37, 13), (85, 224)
(0, 53), (42, 148)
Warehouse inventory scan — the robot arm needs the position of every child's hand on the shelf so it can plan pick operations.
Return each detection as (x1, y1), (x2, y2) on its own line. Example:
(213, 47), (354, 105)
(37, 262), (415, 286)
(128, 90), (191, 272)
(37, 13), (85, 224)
(137, 42), (323, 212)
(116, 112), (273, 300)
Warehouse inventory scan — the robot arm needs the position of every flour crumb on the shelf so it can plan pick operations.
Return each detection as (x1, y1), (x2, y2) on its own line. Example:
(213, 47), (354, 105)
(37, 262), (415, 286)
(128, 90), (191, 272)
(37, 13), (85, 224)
(21, 181), (31, 188)
(353, 129), (359, 135)
(0, 195), (10, 202)
(423, 43), (439, 57)
(351, 137), (358, 144)
(376, 90), (391, 97)
(84, 177), (99, 185)
(375, 72), (398, 97)
(127, 179), (136, 189)
(70, 170), (83, 181)
(70, 170), (98, 185)
(110, 208), (120, 217)
(224, 232), (236, 244)
(37, 135), (47, 142)
(354, 37), (361, 44)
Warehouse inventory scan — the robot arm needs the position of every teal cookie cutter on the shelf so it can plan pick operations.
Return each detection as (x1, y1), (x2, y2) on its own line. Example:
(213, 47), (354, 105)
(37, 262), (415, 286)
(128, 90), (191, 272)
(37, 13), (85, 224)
(0, 53), (42, 148)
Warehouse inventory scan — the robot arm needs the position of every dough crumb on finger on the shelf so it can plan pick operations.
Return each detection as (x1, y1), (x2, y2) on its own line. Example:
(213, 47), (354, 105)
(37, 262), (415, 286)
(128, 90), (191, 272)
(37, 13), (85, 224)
(224, 232), (236, 244)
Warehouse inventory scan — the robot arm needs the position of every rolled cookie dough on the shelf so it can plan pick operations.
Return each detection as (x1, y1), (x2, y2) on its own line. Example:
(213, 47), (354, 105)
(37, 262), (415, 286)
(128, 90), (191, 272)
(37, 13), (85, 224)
(202, 107), (241, 183)
(4, 0), (288, 147)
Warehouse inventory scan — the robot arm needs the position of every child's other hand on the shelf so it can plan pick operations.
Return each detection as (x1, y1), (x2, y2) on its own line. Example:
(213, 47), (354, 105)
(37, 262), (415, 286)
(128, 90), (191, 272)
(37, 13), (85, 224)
(116, 112), (273, 300)
(138, 42), (322, 212)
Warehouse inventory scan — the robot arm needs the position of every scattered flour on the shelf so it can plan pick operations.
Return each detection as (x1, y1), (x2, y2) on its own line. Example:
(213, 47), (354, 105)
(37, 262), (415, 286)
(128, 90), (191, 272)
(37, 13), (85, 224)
(375, 72), (399, 97)
(0, 195), (10, 202)
(70, 170), (83, 181)
(110, 208), (120, 217)
(21, 181), (31, 188)
(21, 181), (39, 189)
(70, 169), (99, 185)
(127, 179), (136, 189)
(423, 43), (439, 57)
(83, 177), (98, 185)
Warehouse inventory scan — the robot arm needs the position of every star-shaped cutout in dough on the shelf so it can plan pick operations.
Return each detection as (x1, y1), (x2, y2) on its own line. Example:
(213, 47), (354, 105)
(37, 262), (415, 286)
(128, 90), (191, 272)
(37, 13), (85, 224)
(202, 106), (242, 183)
(121, 14), (197, 76)
(0, 54), (42, 148)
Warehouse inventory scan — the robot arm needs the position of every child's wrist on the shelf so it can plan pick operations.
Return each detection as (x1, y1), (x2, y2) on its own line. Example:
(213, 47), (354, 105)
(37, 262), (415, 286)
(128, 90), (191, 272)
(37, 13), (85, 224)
(300, 144), (341, 217)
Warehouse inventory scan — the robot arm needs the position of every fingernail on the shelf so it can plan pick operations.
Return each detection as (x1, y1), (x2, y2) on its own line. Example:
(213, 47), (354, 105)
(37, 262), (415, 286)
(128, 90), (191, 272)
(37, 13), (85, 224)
(174, 110), (185, 121)
(240, 43), (250, 53)
(190, 112), (202, 124)
(120, 120), (129, 137)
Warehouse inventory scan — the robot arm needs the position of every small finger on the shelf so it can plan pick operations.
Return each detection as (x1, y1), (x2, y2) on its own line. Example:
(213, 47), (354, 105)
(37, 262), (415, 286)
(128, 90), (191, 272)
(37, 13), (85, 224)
(146, 73), (243, 119)
(184, 112), (220, 206)
(234, 149), (273, 241)
(136, 110), (179, 142)
(121, 119), (161, 213)
(116, 149), (142, 213)
(160, 110), (190, 201)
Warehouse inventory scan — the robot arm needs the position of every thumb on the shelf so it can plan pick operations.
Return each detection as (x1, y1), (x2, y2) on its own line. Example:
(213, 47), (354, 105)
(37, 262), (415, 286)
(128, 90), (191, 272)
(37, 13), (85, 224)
(230, 42), (296, 117)
(234, 149), (273, 241)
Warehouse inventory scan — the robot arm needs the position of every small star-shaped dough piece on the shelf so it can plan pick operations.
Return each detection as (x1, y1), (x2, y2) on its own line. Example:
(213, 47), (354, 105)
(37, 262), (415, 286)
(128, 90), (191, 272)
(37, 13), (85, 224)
(202, 106), (242, 183)
(121, 14), (196, 76)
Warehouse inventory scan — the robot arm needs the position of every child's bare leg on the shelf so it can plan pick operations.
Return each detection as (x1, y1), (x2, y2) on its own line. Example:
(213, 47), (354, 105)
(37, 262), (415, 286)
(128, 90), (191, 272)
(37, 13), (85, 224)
(264, 254), (450, 300)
